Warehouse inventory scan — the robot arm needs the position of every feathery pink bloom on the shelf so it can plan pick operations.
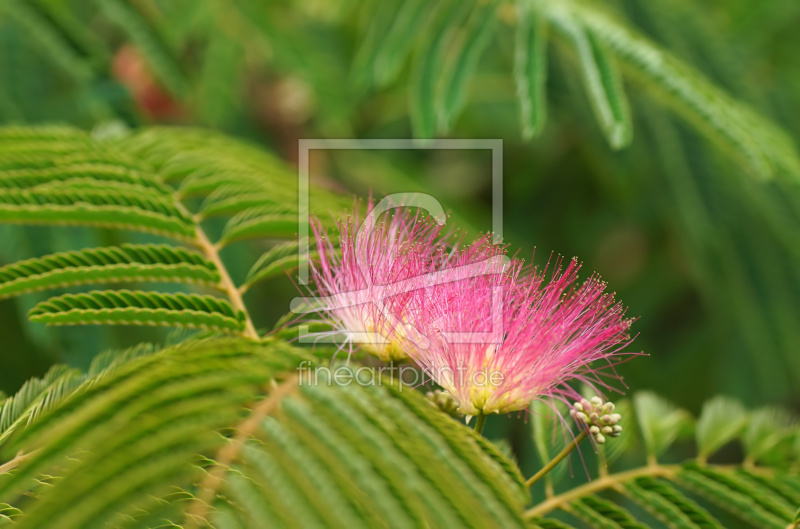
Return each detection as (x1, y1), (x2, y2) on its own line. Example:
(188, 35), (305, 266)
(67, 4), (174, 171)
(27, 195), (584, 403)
(404, 243), (637, 416)
(307, 200), (637, 416)
(308, 201), (448, 361)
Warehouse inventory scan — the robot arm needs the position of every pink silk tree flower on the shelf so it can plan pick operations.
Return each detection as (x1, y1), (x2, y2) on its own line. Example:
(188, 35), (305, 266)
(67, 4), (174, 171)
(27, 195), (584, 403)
(405, 245), (637, 417)
(307, 199), (450, 362)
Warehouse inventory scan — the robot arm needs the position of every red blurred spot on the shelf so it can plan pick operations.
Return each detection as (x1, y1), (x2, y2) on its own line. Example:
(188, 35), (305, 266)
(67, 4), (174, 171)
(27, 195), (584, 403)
(112, 45), (182, 119)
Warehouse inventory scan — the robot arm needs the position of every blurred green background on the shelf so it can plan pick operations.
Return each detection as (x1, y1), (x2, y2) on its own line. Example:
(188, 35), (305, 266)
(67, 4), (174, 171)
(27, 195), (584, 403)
(0, 0), (798, 430)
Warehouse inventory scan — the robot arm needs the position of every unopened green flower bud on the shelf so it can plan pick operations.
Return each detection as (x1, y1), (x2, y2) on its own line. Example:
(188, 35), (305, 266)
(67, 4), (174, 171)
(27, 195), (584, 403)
(426, 389), (460, 418)
(595, 433), (606, 444)
(573, 402), (584, 412)
(602, 425), (613, 435)
(602, 402), (615, 414)
(590, 426), (600, 435)
(591, 396), (603, 408)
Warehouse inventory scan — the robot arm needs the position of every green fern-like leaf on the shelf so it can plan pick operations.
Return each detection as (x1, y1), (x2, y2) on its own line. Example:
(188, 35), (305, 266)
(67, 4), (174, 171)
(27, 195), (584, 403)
(0, 187), (195, 240)
(738, 469), (800, 507)
(0, 364), (84, 444)
(533, 0), (800, 179)
(198, 186), (289, 218)
(677, 465), (787, 528)
(409, 0), (472, 139)
(0, 124), (350, 339)
(243, 241), (309, 290)
(182, 172), (288, 200)
(0, 128), (94, 160)
(0, 338), (309, 529)
(570, 495), (647, 528)
(219, 205), (298, 246)
(31, 0), (111, 70)
(119, 127), (292, 185)
(528, 518), (576, 529)
(0, 126), (90, 142)
(0, 125), (796, 529)
(529, 399), (569, 487)
(28, 290), (245, 333)
(0, 1), (95, 82)
(525, 392), (799, 528)
(355, 0), (433, 89)
(514, 0), (549, 139)
(118, 127), (347, 214)
(744, 407), (798, 463)
(0, 163), (168, 193)
(0, 244), (220, 299)
(624, 477), (723, 528)
(86, 342), (163, 377)
(597, 398), (635, 466)
(695, 395), (748, 461)
(0, 187), (186, 219)
(207, 366), (527, 528)
(343, 0), (800, 178)
(0, 343), (528, 528)
(544, 2), (632, 149)
(634, 391), (693, 459)
(437, 0), (499, 133)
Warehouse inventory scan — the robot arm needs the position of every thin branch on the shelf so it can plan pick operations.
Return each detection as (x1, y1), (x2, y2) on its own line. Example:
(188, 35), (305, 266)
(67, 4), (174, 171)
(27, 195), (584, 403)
(526, 431), (587, 488)
(174, 198), (259, 339)
(525, 444), (777, 519)
(0, 450), (36, 474)
(193, 225), (259, 339)
(183, 376), (300, 528)
(525, 464), (678, 519)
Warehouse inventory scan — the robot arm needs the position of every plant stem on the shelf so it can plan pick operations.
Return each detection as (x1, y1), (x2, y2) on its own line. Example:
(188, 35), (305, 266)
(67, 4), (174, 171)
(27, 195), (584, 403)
(174, 201), (259, 340)
(184, 378), (299, 529)
(524, 464), (678, 519)
(194, 226), (259, 339)
(0, 450), (35, 474)
(525, 431), (587, 488)
(473, 413), (487, 435)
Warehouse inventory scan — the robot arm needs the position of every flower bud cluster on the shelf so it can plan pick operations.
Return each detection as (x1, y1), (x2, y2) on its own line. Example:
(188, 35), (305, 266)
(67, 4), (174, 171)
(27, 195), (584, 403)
(569, 396), (622, 444)
(426, 389), (461, 418)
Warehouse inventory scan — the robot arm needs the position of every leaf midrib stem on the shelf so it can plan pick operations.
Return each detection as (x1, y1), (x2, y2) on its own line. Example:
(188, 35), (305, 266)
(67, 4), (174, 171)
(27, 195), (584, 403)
(175, 199), (259, 339)
(524, 464), (677, 519)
